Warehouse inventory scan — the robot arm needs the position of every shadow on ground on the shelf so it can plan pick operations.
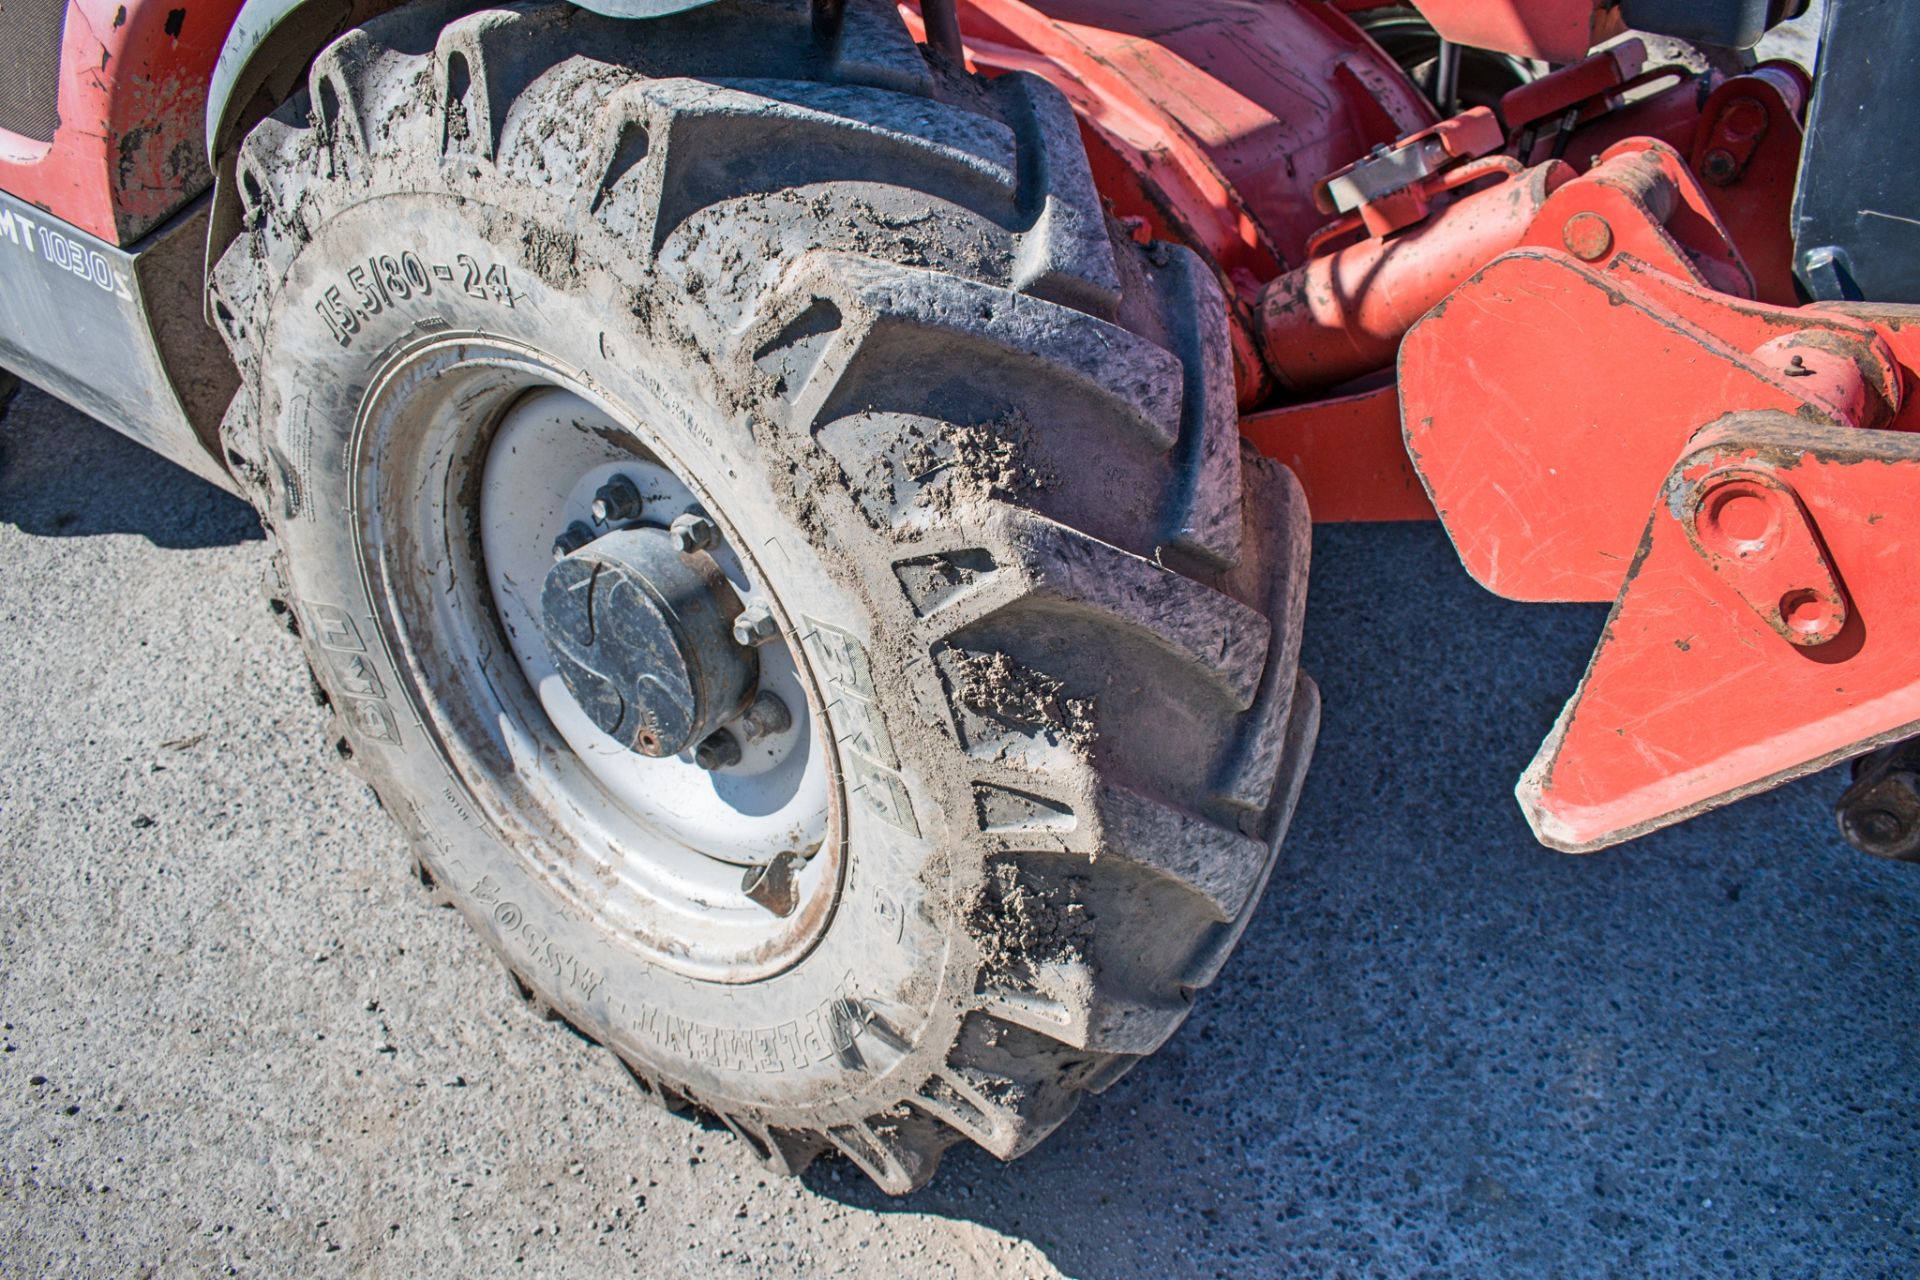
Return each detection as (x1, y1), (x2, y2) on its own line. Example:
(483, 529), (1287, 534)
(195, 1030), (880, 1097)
(0, 383), (261, 549)
(810, 524), (1920, 1278)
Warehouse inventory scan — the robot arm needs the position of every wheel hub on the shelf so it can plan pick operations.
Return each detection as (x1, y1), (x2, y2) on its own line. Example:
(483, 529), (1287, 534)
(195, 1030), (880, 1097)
(541, 527), (757, 758)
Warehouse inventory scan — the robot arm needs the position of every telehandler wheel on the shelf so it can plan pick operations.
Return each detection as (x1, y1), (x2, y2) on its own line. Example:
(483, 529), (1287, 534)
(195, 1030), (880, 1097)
(210, 0), (1316, 1192)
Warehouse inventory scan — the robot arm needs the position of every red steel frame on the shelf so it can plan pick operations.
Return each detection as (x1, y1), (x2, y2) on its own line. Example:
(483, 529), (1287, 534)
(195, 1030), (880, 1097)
(908, 0), (1920, 855)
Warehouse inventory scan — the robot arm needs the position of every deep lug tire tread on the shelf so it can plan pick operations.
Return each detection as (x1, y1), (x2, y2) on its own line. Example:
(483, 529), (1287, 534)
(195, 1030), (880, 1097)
(212, 0), (1313, 1193)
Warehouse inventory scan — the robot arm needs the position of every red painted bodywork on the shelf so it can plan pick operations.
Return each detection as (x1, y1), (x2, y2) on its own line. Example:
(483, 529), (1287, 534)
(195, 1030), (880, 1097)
(900, 0), (1434, 400)
(1240, 385), (1436, 523)
(1257, 156), (1573, 394)
(1522, 415), (1920, 851)
(940, 1), (1919, 850)
(911, 0), (1434, 282)
(1688, 66), (1809, 306)
(1402, 254), (1913, 602)
(0, 0), (242, 244)
(1408, 0), (1624, 63)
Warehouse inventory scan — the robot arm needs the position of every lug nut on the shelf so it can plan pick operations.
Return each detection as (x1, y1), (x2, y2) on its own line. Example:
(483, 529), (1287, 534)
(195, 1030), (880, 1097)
(551, 521), (597, 562)
(669, 513), (717, 554)
(694, 729), (742, 771)
(733, 603), (779, 647)
(590, 474), (645, 524)
(735, 691), (793, 743)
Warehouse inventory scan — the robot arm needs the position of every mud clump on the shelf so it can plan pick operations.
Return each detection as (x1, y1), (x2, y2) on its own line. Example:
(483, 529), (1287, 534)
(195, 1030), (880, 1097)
(906, 413), (1055, 511)
(953, 651), (1095, 751)
(520, 225), (581, 287)
(971, 862), (1091, 988)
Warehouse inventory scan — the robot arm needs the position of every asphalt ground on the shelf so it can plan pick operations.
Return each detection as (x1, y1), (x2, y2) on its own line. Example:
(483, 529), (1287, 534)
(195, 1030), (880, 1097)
(2, 361), (1914, 1279)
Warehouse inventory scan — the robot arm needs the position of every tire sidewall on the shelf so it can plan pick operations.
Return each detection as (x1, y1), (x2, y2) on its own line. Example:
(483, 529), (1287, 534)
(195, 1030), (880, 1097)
(257, 190), (959, 1119)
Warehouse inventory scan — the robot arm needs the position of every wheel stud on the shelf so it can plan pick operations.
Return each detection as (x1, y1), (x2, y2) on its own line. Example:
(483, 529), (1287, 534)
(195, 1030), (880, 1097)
(694, 729), (742, 771)
(590, 474), (645, 524)
(551, 521), (597, 562)
(733, 602), (778, 647)
(669, 513), (718, 554)
(735, 691), (792, 743)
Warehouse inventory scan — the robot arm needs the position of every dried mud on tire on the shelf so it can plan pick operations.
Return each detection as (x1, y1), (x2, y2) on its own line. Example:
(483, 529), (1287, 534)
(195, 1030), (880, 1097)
(210, 0), (1316, 1192)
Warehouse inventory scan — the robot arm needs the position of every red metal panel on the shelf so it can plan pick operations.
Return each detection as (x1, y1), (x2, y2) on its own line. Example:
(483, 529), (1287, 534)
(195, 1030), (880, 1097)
(1241, 384), (1436, 523)
(0, 0), (242, 244)
(1521, 415), (1920, 851)
(1517, 139), (1756, 298)
(1399, 252), (1908, 602)
(906, 0), (1435, 288)
(1408, 0), (1621, 63)
(1689, 66), (1809, 306)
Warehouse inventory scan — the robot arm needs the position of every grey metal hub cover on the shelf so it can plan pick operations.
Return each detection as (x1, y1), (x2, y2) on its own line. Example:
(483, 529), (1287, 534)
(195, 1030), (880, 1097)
(540, 526), (756, 757)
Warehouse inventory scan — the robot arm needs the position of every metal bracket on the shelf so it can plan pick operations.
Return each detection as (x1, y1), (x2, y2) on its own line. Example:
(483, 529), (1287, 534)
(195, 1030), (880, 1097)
(1519, 413), (1920, 852)
(1680, 464), (1850, 647)
(1313, 107), (1504, 237)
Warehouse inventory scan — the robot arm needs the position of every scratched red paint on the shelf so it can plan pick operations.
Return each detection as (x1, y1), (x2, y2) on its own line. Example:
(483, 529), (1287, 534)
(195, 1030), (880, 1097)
(0, 0), (242, 244)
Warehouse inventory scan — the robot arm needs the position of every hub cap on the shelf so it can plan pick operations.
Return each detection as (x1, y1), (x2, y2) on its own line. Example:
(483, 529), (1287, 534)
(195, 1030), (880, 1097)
(541, 527), (757, 758)
(478, 386), (832, 873)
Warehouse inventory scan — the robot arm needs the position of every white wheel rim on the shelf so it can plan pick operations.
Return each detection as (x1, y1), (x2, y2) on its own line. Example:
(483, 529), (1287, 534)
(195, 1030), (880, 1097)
(479, 387), (831, 868)
(352, 340), (847, 983)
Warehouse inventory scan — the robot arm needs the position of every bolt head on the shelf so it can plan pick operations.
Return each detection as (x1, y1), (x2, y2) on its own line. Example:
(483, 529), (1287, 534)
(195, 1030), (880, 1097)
(1839, 771), (1920, 862)
(669, 513), (717, 555)
(732, 603), (778, 647)
(694, 730), (742, 771)
(1701, 148), (1740, 187)
(1563, 212), (1614, 262)
(590, 474), (645, 525)
(551, 521), (597, 562)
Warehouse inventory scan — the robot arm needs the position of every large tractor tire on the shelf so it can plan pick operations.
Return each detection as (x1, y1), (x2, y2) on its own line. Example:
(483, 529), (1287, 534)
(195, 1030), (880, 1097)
(210, 0), (1315, 1191)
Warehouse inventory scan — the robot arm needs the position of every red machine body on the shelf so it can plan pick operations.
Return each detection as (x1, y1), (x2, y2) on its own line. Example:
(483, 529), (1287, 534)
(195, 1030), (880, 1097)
(907, 0), (1920, 856)
(6, 0), (1910, 858)
(0, 0), (240, 244)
